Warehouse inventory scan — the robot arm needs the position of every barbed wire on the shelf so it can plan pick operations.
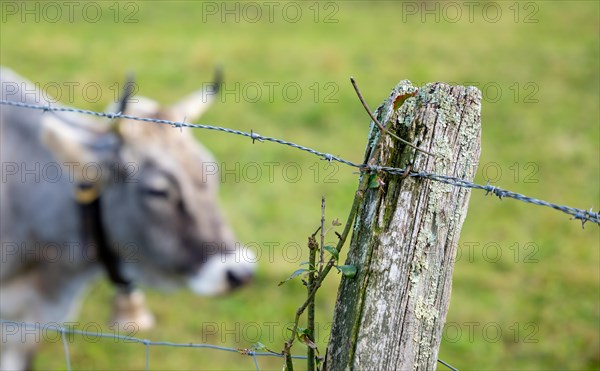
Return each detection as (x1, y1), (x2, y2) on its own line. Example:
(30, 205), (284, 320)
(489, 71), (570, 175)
(0, 320), (458, 371)
(1, 99), (597, 227)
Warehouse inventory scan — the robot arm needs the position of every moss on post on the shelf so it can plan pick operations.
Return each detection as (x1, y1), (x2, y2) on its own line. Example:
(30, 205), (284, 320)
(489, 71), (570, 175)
(325, 81), (482, 370)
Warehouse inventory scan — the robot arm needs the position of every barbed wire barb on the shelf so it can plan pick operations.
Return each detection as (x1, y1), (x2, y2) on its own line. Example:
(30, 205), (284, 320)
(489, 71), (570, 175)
(173, 116), (186, 133)
(250, 130), (263, 144)
(0, 99), (597, 227)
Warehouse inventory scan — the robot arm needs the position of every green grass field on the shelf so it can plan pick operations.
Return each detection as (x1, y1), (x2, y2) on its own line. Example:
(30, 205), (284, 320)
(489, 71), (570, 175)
(1, 1), (598, 370)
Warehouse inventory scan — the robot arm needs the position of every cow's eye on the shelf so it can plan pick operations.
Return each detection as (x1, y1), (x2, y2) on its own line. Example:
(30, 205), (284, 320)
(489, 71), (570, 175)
(143, 187), (170, 198)
(141, 170), (175, 200)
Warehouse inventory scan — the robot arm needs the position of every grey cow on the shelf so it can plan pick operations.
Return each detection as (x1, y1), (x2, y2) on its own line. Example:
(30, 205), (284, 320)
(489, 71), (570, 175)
(0, 67), (256, 370)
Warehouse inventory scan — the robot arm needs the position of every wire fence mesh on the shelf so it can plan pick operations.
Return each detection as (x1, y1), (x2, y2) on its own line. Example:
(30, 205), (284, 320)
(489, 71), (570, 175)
(0, 319), (460, 371)
(0, 97), (596, 371)
(0, 320), (307, 371)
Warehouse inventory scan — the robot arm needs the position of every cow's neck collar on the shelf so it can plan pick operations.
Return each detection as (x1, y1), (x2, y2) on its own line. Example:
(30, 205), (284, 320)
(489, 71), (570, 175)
(77, 183), (133, 293)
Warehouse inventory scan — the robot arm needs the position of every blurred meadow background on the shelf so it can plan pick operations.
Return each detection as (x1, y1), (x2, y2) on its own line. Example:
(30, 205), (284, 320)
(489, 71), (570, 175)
(1, 1), (598, 370)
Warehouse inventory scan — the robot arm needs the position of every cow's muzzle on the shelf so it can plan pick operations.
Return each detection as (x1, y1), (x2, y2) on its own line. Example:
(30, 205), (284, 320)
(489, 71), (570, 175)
(187, 248), (257, 296)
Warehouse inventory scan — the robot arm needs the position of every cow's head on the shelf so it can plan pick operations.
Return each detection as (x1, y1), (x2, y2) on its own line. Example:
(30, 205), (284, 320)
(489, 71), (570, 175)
(41, 70), (256, 297)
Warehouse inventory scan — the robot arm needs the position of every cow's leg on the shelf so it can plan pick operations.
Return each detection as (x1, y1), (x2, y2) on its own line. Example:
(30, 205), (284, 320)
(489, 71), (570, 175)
(1, 274), (42, 371)
(1, 268), (99, 371)
(0, 332), (38, 371)
(23, 349), (35, 371)
(109, 288), (155, 331)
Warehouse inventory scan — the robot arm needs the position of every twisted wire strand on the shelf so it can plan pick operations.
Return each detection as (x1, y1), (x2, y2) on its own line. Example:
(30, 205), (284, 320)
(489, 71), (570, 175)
(1, 99), (597, 228)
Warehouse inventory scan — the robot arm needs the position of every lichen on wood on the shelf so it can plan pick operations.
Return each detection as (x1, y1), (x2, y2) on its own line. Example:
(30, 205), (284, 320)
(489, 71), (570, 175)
(324, 81), (482, 370)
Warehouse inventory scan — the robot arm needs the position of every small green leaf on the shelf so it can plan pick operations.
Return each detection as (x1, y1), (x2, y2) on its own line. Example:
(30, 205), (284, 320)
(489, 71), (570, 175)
(331, 218), (342, 226)
(278, 268), (308, 286)
(316, 356), (324, 367)
(336, 265), (357, 278)
(368, 174), (380, 188)
(251, 342), (267, 351)
(296, 327), (309, 336)
(323, 245), (339, 261)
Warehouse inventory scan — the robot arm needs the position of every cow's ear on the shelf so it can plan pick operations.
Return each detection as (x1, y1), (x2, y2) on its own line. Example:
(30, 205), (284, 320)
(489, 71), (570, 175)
(40, 113), (119, 186)
(165, 67), (222, 123)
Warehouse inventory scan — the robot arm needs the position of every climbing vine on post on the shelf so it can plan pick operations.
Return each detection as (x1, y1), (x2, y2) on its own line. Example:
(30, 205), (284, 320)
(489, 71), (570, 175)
(279, 197), (355, 371)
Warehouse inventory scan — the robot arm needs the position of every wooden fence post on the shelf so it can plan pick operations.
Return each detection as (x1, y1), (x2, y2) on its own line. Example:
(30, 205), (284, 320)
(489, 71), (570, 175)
(325, 81), (482, 370)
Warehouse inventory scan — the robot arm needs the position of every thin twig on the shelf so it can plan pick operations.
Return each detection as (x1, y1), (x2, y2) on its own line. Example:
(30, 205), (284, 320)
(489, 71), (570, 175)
(319, 197), (326, 272)
(284, 342), (294, 371)
(283, 175), (367, 366)
(287, 111), (392, 340)
(350, 76), (438, 158)
(307, 234), (317, 371)
(283, 171), (371, 366)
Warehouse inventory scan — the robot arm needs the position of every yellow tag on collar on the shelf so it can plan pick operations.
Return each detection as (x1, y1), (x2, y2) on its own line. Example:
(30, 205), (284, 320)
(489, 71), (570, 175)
(75, 183), (100, 204)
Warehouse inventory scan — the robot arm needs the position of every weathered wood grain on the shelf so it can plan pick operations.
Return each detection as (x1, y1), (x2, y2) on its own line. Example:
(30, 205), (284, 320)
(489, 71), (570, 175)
(325, 81), (482, 370)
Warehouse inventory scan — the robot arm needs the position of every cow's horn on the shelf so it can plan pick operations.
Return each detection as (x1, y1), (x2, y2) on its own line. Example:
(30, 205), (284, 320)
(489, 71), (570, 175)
(212, 65), (223, 94)
(112, 72), (135, 127)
